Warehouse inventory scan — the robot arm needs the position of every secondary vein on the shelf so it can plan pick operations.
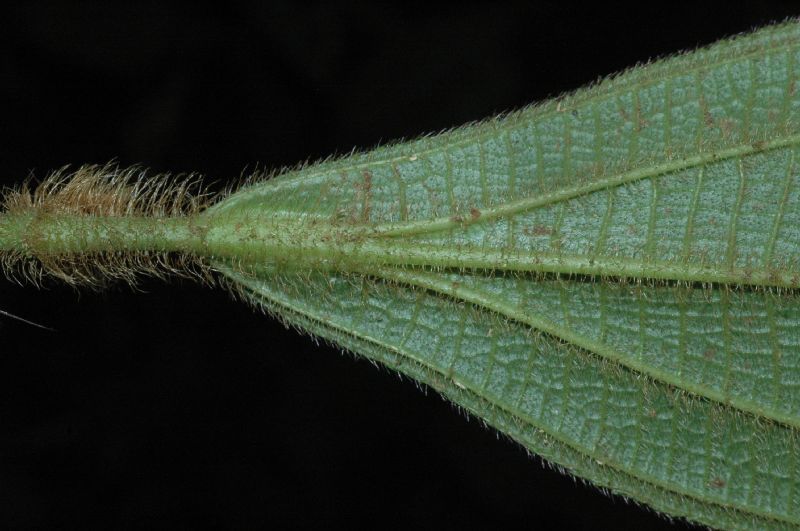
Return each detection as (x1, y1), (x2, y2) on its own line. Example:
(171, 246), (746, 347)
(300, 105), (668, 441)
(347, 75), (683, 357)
(367, 132), (800, 238)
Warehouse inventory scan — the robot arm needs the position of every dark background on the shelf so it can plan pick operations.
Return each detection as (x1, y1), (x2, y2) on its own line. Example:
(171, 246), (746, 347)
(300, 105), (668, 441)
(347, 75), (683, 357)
(0, 3), (796, 529)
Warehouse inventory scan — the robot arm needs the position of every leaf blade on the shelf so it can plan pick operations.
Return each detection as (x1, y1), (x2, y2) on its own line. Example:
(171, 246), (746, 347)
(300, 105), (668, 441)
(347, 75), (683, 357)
(207, 20), (800, 528)
(222, 266), (800, 528)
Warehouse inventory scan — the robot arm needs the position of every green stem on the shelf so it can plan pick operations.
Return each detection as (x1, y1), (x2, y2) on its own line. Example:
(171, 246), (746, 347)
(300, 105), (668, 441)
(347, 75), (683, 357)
(0, 213), (207, 256)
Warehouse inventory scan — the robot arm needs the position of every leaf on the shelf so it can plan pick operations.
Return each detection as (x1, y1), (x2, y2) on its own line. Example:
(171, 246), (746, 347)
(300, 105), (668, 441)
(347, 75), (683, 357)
(203, 20), (800, 529)
(2, 17), (799, 531)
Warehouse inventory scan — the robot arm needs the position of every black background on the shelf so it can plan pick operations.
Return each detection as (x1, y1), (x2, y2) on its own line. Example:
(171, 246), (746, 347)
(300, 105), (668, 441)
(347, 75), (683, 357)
(0, 3), (796, 529)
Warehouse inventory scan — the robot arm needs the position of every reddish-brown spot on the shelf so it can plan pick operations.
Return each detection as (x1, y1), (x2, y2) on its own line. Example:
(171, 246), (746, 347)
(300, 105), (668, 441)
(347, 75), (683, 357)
(703, 347), (716, 360)
(359, 170), (373, 222)
(469, 207), (481, 221)
(709, 477), (725, 489)
(704, 109), (715, 127)
(531, 225), (553, 236)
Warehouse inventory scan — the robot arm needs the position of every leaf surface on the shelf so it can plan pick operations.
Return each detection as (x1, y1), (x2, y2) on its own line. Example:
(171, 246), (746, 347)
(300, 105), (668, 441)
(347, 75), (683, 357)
(208, 20), (800, 529)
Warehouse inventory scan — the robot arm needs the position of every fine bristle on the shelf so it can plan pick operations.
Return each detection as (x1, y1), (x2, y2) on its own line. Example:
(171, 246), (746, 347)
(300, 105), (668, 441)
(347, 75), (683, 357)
(1, 164), (219, 288)
(3, 164), (214, 218)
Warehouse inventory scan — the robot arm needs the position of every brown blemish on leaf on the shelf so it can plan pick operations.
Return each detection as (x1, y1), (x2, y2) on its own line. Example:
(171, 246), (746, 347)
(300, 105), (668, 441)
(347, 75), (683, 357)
(704, 109), (715, 127)
(357, 170), (373, 223)
(529, 225), (553, 236)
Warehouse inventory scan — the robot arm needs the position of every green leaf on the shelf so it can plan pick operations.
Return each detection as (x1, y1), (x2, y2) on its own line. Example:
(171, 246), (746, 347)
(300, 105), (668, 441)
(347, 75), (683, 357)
(206, 20), (800, 529)
(3, 17), (800, 530)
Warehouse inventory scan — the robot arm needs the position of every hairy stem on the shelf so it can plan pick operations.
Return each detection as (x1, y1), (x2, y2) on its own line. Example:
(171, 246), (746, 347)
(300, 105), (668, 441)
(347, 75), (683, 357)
(0, 213), (204, 255)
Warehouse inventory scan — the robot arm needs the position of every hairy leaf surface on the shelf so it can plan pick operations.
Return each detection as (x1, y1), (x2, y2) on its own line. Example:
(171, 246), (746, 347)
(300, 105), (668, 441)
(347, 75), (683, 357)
(208, 21), (800, 529)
